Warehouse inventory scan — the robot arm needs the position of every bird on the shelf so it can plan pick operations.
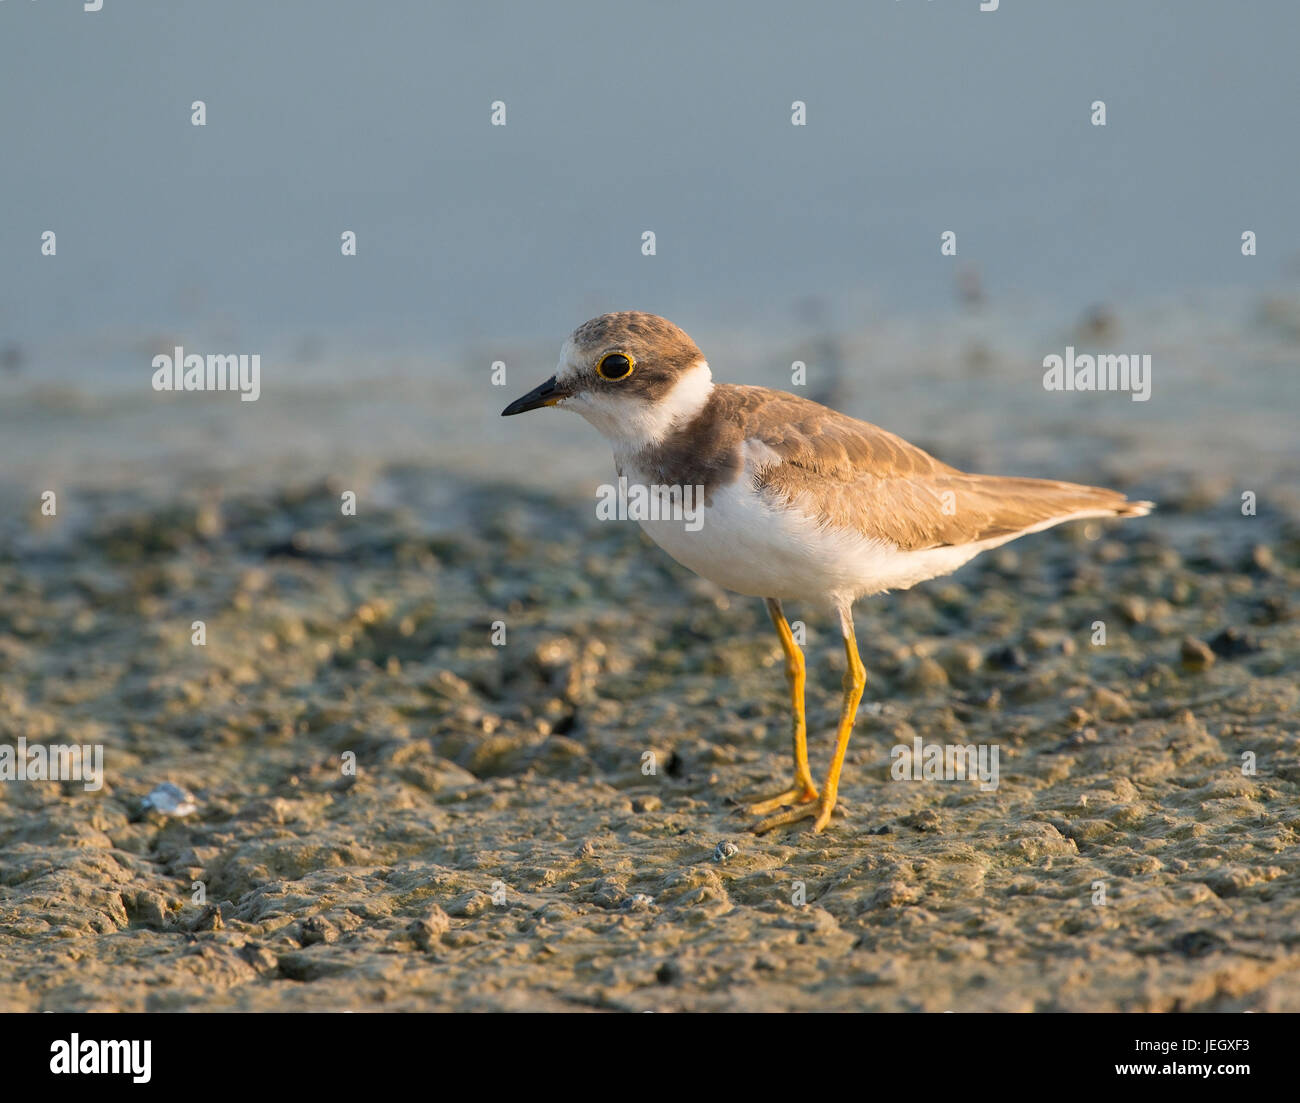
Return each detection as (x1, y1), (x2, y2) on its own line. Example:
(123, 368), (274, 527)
(502, 312), (1153, 834)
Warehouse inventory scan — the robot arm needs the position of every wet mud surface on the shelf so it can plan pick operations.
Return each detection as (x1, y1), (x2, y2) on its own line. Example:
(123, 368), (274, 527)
(1, 465), (1297, 1011)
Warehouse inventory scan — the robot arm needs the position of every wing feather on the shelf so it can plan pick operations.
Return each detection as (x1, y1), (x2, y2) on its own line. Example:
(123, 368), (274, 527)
(719, 386), (1149, 550)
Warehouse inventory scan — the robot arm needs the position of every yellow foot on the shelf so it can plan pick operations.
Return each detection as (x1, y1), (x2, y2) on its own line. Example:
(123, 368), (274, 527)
(745, 784), (818, 818)
(751, 795), (837, 835)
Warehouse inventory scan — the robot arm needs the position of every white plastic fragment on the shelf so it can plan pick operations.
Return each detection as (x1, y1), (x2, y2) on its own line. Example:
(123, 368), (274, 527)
(141, 782), (198, 817)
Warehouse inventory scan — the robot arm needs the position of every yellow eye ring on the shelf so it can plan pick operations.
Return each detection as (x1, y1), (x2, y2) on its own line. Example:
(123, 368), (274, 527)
(596, 351), (636, 381)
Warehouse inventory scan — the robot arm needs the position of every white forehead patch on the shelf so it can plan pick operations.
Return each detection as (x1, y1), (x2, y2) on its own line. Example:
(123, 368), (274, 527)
(554, 336), (582, 385)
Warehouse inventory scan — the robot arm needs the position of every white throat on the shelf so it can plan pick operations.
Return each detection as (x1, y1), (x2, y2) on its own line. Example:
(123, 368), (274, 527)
(563, 359), (714, 455)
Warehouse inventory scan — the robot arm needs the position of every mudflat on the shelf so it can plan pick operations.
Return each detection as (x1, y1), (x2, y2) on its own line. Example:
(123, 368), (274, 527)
(1, 457), (1296, 1011)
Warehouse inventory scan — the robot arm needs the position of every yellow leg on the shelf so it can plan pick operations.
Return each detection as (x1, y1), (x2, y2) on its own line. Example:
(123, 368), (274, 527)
(752, 603), (866, 834)
(745, 599), (818, 816)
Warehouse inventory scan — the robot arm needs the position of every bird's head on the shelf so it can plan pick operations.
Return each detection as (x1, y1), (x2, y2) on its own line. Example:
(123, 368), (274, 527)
(502, 312), (714, 450)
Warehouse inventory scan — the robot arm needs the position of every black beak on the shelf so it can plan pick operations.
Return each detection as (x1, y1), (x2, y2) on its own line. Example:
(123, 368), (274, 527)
(501, 375), (568, 416)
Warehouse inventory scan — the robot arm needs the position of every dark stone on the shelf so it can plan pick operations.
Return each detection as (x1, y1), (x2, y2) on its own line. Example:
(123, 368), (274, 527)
(655, 961), (682, 985)
(986, 645), (1028, 671)
(1170, 930), (1229, 959)
(1208, 627), (1261, 658)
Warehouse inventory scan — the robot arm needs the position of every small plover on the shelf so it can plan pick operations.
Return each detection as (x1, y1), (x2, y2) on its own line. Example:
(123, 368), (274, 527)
(503, 312), (1152, 834)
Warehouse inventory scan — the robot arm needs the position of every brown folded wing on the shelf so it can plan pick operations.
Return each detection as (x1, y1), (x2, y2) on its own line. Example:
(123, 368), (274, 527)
(714, 386), (1146, 551)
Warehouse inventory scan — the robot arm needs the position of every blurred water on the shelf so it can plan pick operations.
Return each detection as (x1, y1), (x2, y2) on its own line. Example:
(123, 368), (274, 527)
(1, 2), (1298, 505)
(4, 1), (1299, 347)
(1, 291), (1296, 512)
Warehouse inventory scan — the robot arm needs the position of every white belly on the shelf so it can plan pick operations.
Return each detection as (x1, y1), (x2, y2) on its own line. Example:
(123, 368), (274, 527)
(624, 466), (985, 607)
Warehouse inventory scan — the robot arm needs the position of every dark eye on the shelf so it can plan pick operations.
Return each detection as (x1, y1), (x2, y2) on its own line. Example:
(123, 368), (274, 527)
(596, 352), (635, 381)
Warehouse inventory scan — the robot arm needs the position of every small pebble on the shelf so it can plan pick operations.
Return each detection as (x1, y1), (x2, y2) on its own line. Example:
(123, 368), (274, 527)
(903, 657), (949, 691)
(299, 916), (339, 945)
(1247, 544), (1275, 573)
(189, 904), (223, 932)
(938, 643), (983, 677)
(446, 891), (492, 918)
(408, 906), (451, 950)
(1117, 595), (1148, 625)
(1179, 637), (1215, 671)
(901, 808), (942, 833)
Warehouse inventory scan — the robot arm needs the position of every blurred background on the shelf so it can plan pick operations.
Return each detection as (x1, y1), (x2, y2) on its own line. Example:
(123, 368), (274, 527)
(1, 0), (1298, 516)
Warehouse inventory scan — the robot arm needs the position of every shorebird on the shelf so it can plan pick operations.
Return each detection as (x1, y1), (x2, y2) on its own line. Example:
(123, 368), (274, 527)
(502, 312), (1152, 833)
